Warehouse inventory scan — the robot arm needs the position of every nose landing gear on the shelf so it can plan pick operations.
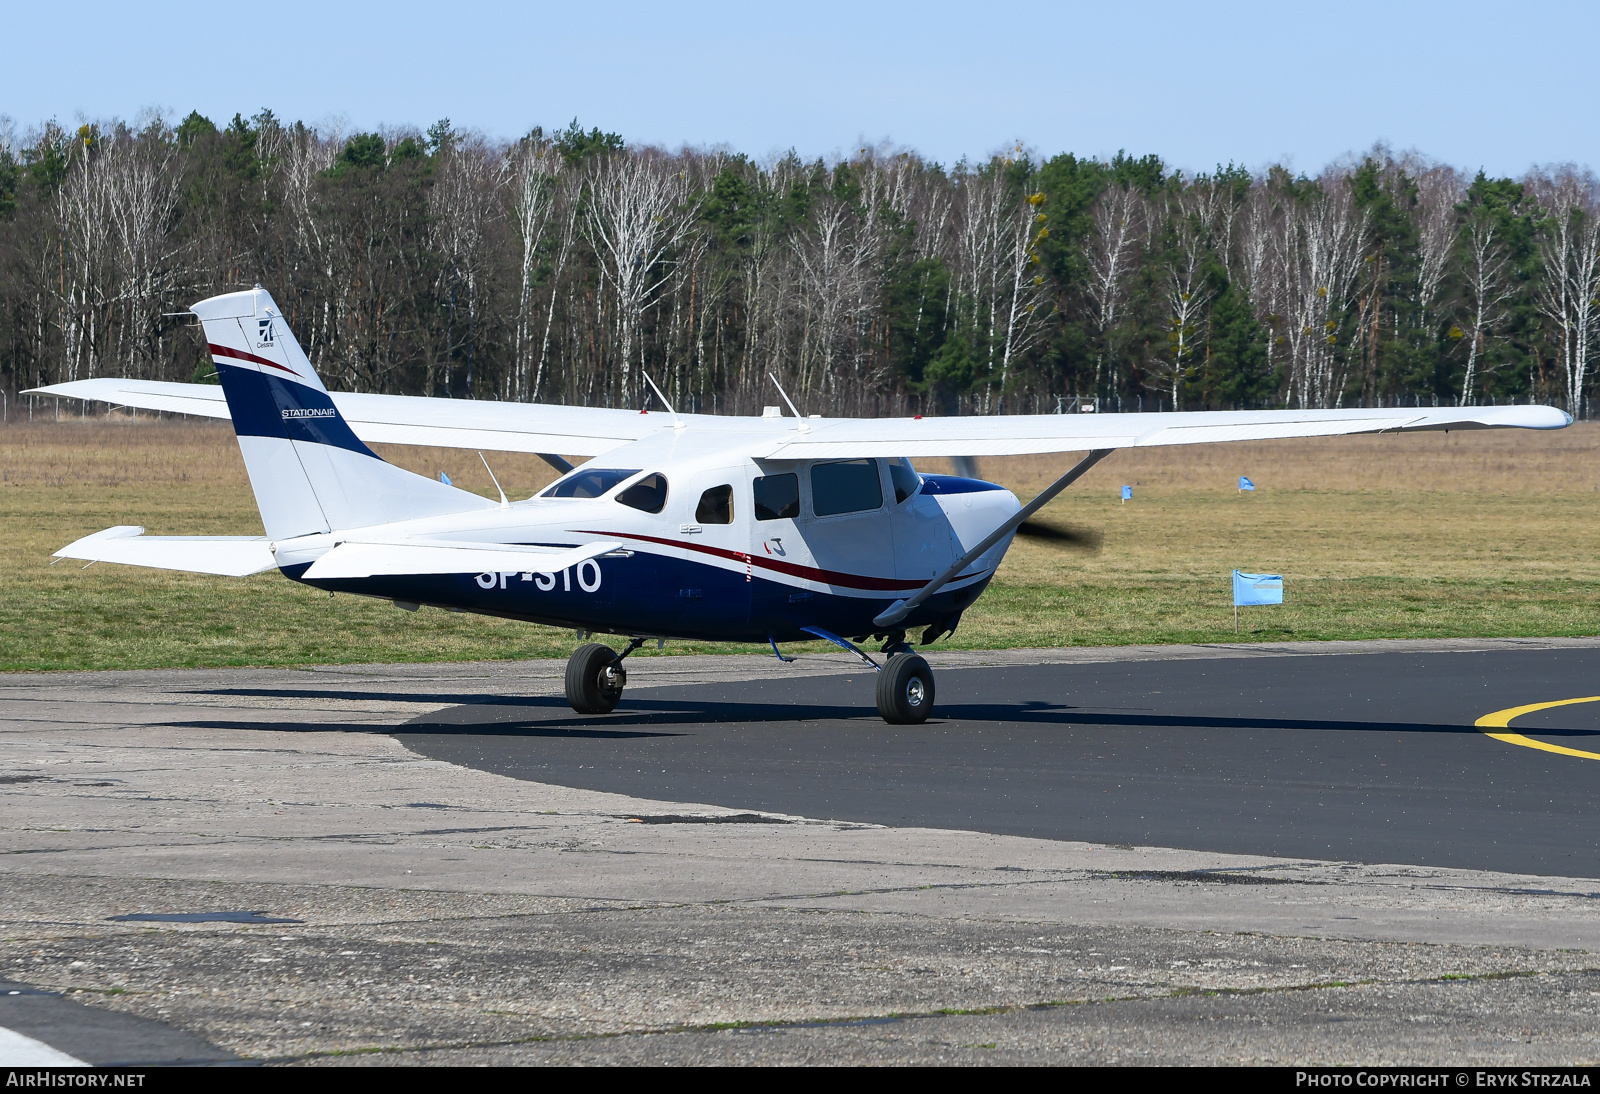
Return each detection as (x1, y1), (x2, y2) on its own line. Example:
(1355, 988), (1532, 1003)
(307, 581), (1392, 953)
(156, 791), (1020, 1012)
(876, 651), (935, 725)
(798, 626), (937, 725)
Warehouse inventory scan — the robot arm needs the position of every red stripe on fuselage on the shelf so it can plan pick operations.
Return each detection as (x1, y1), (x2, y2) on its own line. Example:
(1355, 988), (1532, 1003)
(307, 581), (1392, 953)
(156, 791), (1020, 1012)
(209, 343), (300, 377)
(575, 528), (985, 593)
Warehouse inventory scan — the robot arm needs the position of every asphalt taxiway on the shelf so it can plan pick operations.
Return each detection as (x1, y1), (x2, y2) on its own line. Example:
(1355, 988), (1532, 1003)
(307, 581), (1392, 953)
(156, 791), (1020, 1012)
(5, 638), (1600, 1065)
(402, 644), (1600, 876)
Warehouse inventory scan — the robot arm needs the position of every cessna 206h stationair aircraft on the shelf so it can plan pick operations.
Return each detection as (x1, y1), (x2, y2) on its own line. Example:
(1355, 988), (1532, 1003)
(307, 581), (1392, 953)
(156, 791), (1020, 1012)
(33, 288), (1571, 723)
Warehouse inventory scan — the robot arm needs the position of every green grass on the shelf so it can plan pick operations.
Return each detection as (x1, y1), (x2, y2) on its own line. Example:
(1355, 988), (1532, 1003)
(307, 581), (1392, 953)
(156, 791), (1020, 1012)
(5, 418), (1599, 672)
(7, 562), (1597, 674)
(967, 575), (1600, 649)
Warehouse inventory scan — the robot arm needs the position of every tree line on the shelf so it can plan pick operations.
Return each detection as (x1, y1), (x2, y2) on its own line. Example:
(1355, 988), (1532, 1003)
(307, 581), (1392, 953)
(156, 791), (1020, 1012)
(1, 109), (1597, 418)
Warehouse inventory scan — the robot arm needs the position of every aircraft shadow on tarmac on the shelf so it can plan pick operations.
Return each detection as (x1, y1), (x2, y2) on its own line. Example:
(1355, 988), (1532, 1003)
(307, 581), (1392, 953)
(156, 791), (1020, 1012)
(161, 716), (682, 739)
(192, 686), (546, 707)
(159, 691), (1600, 739)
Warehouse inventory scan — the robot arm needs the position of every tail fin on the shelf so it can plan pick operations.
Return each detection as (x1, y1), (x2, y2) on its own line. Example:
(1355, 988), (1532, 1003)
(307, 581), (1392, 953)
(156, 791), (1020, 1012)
(192, 288), (490, 539)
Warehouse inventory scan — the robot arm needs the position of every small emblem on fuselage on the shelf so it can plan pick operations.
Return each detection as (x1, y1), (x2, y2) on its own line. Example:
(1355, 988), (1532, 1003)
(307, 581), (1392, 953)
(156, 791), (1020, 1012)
(257, 319), (275, 348)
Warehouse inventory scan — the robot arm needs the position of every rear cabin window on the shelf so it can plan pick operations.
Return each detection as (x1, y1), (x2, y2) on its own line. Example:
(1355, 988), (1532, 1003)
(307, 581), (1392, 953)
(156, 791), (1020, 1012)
(541, 468), (641, 499)
(753, 473), (799, 521)
(812, 459), (883, 516)
(615, 472), (669, 513)
(696, 485), (733, 524)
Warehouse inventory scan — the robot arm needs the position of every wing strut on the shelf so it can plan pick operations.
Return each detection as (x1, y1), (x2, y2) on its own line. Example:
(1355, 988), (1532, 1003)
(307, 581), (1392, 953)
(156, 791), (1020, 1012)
(874, 448), (1114, 630)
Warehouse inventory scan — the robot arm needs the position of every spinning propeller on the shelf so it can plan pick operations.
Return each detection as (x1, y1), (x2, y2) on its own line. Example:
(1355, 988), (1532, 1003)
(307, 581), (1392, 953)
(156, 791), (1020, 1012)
(949, 456), (1102, 554)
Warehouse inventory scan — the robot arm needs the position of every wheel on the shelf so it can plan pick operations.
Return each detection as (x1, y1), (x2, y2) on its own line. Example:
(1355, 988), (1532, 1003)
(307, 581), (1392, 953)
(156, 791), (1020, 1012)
(876, 653), (934, 725)
(566, 642), (625, 714)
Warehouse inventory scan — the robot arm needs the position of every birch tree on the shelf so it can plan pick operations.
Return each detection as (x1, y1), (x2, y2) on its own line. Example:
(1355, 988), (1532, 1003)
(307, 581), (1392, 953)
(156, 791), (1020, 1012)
(1457, 213), (1513, 405)
(1281, 177), (1370, 408)
(950, 168), (1005, 406)
(1081, 186), (1141, 404)
(506, 138), (559, 400)
(944, 168), (1049, 410)
(55, 127), (119, 383)
(1532, 172), (1600, 415)
(1233, 181), (1285, 385)
(992, 188), (1050, 408)
(584, 151), (698, 406)
(1413, 166), (1461, 335)
(532, 175), (582, 402)
(791, 195), (868, 406)
(279, 123), (340, 371)
(100, 123), (183, 379)
(1148, 186), (1217, 408)
(429, 134), (504, 395)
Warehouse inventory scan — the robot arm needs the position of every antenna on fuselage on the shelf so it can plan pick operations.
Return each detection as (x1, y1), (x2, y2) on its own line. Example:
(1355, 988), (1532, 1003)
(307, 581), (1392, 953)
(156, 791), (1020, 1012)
(639, 368), (683, 430)
(767, 372), (809, 432)
(478, 452), (509, 508)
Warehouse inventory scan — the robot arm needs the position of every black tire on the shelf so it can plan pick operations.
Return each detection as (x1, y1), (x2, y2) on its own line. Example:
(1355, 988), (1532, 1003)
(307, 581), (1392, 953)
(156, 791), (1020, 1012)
(876, 653), (934, 724)
(565, 642), (625, 714)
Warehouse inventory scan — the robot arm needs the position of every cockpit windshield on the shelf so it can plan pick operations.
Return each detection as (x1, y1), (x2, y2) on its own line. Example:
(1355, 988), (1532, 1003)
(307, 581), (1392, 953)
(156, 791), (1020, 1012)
(540, 468), (641, 499)
(890, 457), (921, 504)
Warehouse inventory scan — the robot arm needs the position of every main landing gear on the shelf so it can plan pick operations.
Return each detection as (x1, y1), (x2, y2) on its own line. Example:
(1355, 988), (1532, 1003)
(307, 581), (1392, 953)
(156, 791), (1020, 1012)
(565, 633), (936, 725)
(565, 637), (646, 714)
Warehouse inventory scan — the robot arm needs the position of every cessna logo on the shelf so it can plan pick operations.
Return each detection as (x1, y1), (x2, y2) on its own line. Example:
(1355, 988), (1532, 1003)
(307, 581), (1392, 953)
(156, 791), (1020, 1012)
(257, 318), (276, 348)
(281, 408), (335, 419)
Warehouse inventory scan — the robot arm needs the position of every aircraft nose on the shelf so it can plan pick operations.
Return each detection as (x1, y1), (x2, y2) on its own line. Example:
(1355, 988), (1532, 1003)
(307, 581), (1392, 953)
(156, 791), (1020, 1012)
(980, 487), (1023, 519)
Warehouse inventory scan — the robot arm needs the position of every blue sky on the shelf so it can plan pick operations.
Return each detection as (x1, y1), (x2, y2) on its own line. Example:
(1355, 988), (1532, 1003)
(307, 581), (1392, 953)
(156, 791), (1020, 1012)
(4, 1), (1592, 177)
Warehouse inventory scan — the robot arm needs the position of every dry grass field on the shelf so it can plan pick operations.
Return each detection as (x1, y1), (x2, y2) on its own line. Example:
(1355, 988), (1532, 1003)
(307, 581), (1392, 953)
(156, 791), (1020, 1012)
(3, 413), (1598, 671)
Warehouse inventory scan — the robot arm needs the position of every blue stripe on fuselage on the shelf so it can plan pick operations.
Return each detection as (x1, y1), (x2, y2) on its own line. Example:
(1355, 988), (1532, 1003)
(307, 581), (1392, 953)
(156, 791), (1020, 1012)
(284, 547), (988, 643)
(216, 362), (379, 459)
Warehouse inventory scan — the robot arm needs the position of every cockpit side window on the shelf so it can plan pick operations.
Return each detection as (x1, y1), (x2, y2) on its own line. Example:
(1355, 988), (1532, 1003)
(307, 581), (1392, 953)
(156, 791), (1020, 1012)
(811, 459), (883, 516)
(696, 484), (733, 524)
(541, 468), (641, 499)
(890, 457), (921, 504)
(753, 473), (799, 521)
(615, 472), (669, 513)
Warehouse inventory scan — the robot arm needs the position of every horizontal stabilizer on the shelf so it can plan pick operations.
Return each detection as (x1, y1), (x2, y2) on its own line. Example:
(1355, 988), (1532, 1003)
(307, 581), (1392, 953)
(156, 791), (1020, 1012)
(55, 526), (277, 576)
(300, 538), (625, 580)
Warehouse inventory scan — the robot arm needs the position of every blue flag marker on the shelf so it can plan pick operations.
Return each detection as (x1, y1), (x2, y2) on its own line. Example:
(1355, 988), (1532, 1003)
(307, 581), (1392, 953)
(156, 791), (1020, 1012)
(1232, 570), (1283, 633)
(1121, 485), (1132, 503)
(439, 471), (452, 485)
(1239, 476), (1255, 491)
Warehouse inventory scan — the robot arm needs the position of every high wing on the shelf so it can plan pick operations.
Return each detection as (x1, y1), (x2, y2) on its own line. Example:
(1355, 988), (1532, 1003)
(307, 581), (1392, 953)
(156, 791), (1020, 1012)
(26, 378), (1570, 460)
(753, 404), (1572, 459)
(27, 379), (659, 457)
(29, 380), (235, 421)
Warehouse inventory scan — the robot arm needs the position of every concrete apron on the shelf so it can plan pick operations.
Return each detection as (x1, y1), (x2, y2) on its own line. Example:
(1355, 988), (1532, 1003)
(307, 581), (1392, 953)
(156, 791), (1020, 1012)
(4, 639), (1600, 1065)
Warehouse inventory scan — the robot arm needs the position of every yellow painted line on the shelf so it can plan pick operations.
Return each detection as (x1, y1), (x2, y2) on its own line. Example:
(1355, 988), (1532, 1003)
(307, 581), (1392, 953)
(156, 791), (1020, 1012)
(1475, 696), (1600, 761)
